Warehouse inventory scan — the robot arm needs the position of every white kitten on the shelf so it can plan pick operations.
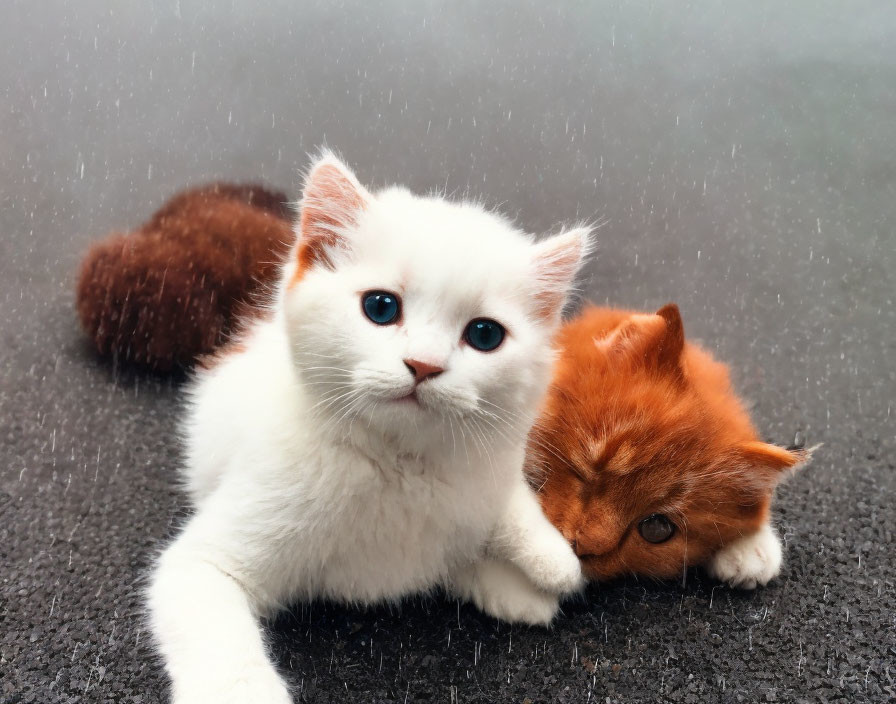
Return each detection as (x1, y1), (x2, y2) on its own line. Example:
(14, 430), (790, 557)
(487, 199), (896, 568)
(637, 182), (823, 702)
(149, 152), (592, 703)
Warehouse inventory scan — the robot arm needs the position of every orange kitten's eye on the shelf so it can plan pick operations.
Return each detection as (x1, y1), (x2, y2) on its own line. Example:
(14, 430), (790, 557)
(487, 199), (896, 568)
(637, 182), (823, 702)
(638, 514), (676, 544)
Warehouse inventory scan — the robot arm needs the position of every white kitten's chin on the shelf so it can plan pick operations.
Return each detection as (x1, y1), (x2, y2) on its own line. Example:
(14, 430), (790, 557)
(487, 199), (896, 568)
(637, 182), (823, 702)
(328, 380), (503, 453)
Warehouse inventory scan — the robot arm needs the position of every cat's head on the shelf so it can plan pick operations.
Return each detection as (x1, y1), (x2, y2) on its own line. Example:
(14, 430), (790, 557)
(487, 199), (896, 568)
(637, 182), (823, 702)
(529, 304), (808, 581)
(283, 151), (591, 452)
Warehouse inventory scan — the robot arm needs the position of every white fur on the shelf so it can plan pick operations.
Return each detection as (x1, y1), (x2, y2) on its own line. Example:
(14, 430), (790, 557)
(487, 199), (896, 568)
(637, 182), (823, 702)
(706, 522), (784, 589)
(149, 152), (591, 703)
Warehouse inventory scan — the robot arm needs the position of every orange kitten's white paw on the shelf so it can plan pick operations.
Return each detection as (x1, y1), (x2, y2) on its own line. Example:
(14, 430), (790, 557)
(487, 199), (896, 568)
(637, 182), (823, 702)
(707, 523), (783, 589)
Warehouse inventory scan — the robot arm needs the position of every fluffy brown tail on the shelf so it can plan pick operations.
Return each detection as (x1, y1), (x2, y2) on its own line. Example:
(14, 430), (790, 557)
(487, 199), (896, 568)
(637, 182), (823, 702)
(76, 183), (294, 371)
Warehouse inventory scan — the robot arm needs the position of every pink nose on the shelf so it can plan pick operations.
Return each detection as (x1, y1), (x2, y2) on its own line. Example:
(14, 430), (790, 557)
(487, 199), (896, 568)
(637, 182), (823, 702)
(403, 359), (444, 384)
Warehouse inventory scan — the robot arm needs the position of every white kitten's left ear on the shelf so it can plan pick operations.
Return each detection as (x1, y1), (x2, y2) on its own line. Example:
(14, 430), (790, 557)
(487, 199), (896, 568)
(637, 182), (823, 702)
(296, 151), (372, 274)
(530, 227), (593, 321)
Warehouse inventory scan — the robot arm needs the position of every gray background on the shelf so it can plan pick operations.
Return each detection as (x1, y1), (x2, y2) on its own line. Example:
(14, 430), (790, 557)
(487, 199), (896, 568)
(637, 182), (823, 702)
(2, 1), (894, 702)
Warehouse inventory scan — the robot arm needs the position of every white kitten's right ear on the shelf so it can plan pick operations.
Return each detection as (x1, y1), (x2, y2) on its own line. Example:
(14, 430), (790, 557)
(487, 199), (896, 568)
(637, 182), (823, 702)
(530, 227), (593, 322)
(295, 151), (371, 274)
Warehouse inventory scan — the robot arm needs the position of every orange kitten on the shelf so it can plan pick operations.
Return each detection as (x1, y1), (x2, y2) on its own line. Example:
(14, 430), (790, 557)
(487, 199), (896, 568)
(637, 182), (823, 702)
(529, 304), (809, 587)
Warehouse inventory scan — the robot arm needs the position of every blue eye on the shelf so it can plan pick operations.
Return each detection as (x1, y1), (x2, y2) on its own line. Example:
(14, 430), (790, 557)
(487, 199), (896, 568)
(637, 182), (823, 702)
(464, 318), (505, 352)
(362, 291), (400, 325)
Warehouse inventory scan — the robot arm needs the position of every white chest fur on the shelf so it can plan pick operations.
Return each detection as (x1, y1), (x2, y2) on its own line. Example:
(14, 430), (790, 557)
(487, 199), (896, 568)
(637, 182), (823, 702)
(284, 442), (506, 602)
(181, 320), (516, 607)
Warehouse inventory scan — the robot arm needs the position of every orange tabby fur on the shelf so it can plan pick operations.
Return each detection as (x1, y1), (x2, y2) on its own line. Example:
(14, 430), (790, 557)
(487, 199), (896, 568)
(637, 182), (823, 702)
(529, 304), (806, 581)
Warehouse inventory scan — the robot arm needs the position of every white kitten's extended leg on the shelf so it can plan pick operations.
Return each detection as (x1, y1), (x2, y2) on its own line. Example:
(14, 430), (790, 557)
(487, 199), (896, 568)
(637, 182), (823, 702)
(149, 518), (292, 704)
(706, 522), (784, 590)
(448, 558), (560, 626)
(490, 477), (584, 596)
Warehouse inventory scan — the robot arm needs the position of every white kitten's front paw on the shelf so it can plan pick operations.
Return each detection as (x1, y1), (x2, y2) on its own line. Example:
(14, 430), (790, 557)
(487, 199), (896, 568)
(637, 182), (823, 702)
(707, 523), (783, 590)
(523, 531), (585, 596)
(465, 560), (560, 626)
(475, 579), (560, 626)
(175, 665), (293, 704)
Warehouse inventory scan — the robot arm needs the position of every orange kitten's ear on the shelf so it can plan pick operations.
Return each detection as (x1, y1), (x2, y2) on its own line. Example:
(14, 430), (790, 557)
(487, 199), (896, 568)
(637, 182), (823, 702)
(530, 227), (593, 321)
(738, 440), (813, 491)
(740, 441), (810, 471)
(597, 302), (685, 376)
(296, 151), (371, 274)
(654, 303), (685, 370)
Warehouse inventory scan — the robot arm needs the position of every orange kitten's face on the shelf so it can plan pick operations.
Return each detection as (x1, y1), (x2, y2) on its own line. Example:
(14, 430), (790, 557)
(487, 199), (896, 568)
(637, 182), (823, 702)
(529, 305), (804, 582)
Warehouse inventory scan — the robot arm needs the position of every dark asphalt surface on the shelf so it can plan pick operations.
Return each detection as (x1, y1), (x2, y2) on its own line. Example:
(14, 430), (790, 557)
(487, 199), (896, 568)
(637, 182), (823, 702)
(2, 1), (894, 702)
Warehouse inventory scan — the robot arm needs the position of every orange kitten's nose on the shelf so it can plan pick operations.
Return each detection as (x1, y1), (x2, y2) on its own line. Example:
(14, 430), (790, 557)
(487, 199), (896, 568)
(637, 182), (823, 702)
(573, 528), (614, 559)
(572, 539), (592, 559)
(403, 359), (444, 384)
